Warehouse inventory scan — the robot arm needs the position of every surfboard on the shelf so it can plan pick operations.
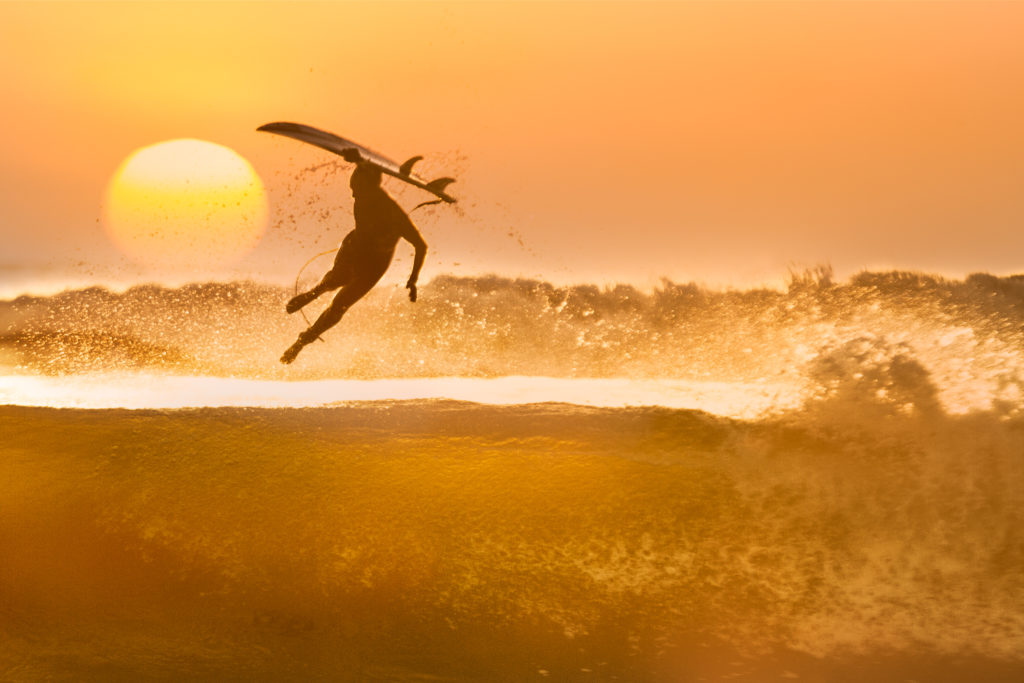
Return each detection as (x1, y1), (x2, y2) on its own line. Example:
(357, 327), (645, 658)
(257, 122), (456, 203)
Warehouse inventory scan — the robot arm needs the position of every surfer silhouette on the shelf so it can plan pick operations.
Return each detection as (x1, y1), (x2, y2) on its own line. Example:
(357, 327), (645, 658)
(279, 148), (427, 364)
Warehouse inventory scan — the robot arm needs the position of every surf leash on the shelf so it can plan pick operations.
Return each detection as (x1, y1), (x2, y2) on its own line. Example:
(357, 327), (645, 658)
(411, 198), (444, 211)
(293, 249), (338, 343)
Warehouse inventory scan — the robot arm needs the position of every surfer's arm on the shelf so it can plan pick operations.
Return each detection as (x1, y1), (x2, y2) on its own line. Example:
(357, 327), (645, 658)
(402, 226), (427, 303)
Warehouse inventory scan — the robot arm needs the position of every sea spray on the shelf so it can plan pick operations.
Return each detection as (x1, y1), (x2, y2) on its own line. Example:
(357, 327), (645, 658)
(2, 271), (1023, 414)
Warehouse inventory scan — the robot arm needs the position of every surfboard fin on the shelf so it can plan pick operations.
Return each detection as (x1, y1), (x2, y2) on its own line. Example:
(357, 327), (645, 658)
(399, 155), (423, 176)
(425, 177), (456, 194)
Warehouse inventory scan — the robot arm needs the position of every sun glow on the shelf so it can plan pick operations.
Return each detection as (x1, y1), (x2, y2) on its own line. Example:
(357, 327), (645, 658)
(104, 139), (267, 268)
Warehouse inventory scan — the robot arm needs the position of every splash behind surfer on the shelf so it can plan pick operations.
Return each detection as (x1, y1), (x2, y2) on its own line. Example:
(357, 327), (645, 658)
(280, 149), (427, 364)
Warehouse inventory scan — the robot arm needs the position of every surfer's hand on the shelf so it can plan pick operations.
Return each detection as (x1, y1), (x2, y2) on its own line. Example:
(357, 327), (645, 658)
(406, 280), (417, 302)
(341, 148), (362, 163)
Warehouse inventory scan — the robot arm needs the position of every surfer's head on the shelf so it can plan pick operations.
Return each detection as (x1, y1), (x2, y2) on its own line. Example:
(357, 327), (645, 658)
(350, 163), (383, 194)
(340, 148), (362, 164)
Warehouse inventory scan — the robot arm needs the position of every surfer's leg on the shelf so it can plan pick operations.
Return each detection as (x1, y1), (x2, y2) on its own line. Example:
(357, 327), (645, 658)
(286, 289), (321, 314)
(286, 254), (355, 314)
(286, 278), (333, 314)
(280, 277), (377, 364)
(308, 275), (381, 338)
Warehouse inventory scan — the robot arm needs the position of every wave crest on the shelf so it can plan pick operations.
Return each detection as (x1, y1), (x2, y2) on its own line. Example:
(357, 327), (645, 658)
(2, 271), (1022, 414)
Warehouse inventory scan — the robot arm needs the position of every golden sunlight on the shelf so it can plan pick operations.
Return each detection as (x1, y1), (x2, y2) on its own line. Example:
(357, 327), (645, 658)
(104, 139), (267, 268)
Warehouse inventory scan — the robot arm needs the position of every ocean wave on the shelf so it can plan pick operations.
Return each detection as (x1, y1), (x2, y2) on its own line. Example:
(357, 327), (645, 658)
(3, 400), (1023, 680)
(1, 271), (1023, 414)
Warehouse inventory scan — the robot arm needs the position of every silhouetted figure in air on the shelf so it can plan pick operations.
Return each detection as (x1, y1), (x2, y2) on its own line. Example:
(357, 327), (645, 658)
(280, 149), (427, 364)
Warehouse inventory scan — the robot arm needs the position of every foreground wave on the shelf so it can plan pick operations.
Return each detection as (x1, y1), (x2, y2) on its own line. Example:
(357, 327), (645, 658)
(3, 400), (1023, 681)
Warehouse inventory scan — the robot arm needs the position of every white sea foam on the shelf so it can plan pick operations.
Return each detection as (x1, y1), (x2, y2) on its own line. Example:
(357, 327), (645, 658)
(0, 373), (800, 418)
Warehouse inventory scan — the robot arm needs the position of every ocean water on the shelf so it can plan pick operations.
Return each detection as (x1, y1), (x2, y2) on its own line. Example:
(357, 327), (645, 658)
(2, 273), (1024, 681)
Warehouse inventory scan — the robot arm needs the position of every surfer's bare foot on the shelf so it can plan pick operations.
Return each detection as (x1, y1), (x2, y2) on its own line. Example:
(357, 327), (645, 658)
(286, 291), (318, 314)
(280, 339), (305, 364)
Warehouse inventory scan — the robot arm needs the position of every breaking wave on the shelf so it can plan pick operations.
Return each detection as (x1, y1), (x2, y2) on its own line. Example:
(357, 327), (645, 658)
(2, 270), (1023, 415)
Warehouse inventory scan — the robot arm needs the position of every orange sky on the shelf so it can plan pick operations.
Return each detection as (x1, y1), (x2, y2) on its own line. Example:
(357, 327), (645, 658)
(2, 1), (1024, 290)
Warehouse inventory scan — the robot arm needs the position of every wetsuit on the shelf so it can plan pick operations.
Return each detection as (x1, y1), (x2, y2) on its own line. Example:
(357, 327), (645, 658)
(280, 162), (426, 363)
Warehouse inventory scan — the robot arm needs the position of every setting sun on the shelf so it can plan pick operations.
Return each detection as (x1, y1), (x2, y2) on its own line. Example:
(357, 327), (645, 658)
(104, 139), (267, 268)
